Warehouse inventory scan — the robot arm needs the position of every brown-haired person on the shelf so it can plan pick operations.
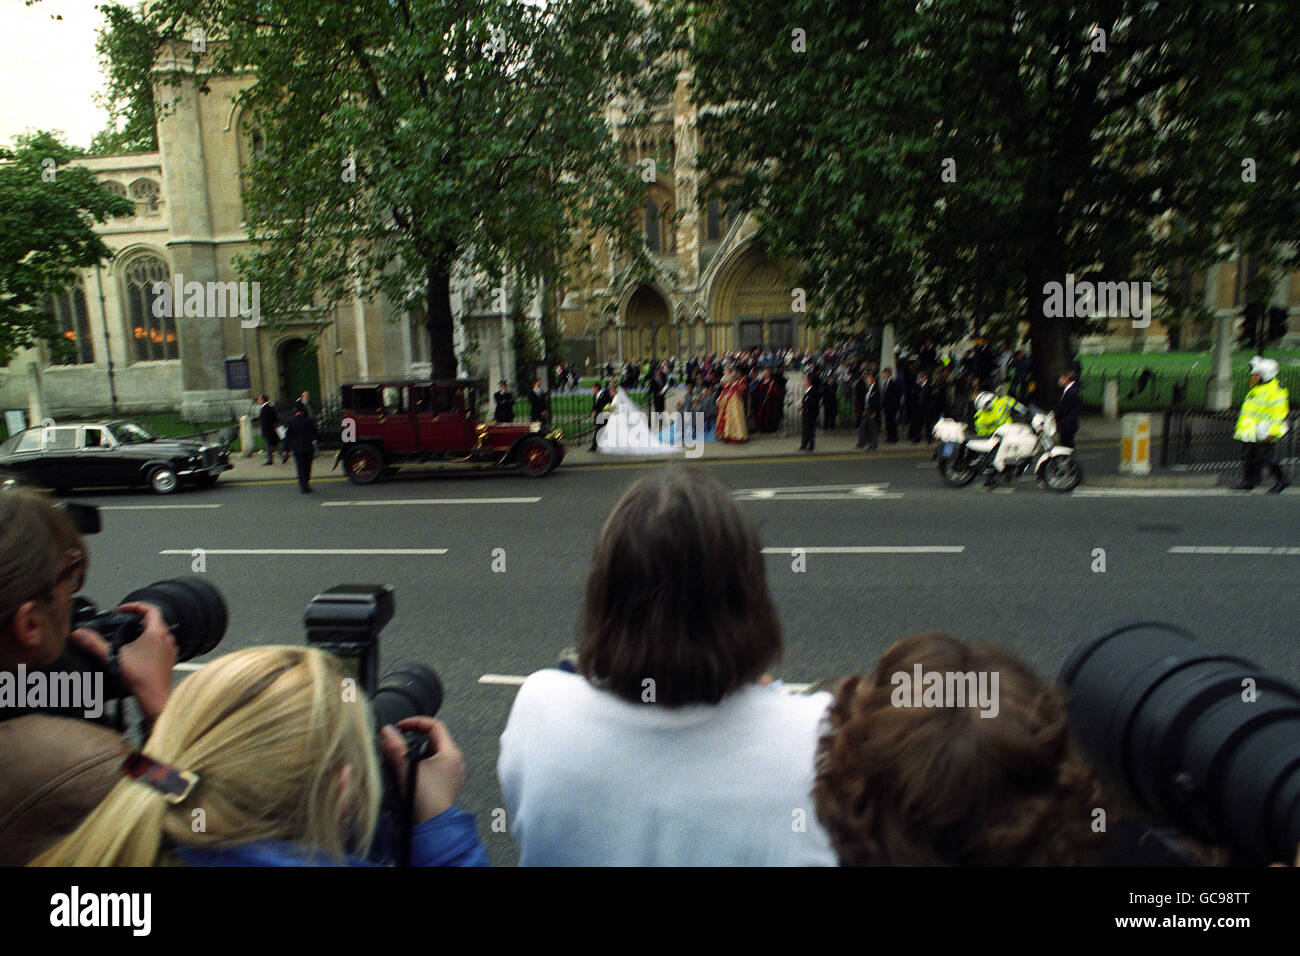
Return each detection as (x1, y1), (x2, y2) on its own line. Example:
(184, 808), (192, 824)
(813, 633), (1112, 866)
(0, 489), (177, 864)
(497, 466), (837, 865)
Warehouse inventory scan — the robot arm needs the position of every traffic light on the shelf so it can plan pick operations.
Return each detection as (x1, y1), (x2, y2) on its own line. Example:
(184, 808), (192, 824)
(1266, 307), (1289, 343)
(1239, 303), (1263, 349)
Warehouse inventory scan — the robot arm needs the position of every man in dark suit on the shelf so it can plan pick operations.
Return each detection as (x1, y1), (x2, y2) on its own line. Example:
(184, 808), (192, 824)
(857, 371), (881, 450)
(852, 365), (866, 428)
(821, 371), (838, 431)
(882, 368), (902, 443)
(493, 381), (515, 422)
(255, 395), (279, 465)
(907, 370), (926, 443)
(284, 404), (319, 493)
(590, 380), (615, 451)
(1056, 368), (1081, 448)
(799, 373), (821, 451)
(649, 363), (668, 416)
(529, 380), (550, 425)
(912, 371), (941, 443)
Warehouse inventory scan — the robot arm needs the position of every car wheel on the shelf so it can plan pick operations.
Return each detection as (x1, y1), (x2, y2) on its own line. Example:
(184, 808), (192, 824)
(516, 436), (556, 478)
(344, 445), (384, 484)
(149, 466), (179, 495)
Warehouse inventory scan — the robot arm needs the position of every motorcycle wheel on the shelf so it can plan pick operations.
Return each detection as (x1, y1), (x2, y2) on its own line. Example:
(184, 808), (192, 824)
(938, 455), (980, 488)
(1041, 455), (1082, 493)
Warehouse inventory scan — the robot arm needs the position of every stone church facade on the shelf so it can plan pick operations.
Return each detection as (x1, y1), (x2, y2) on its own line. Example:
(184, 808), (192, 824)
(2, 51), (1295, 426)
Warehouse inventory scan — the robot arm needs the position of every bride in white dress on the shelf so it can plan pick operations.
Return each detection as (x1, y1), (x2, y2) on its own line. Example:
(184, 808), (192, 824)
(596, 387), (679, 456)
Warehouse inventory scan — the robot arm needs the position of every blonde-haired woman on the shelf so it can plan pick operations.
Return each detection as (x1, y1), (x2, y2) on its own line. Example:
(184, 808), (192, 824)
(34, 646), (487, 867)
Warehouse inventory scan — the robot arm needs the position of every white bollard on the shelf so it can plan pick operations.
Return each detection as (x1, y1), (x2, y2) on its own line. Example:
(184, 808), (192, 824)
(1103, 379), (1119, 419)
(1119, 413), (1151, 475)
(239, 414), (255, 457)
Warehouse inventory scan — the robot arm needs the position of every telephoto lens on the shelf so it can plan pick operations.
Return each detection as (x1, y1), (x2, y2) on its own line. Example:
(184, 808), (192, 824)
(372, 663), (444, 758)
(1060, 622), (1300, 864)
(58, 577), (228, 703)
(119, 577), (228, 661)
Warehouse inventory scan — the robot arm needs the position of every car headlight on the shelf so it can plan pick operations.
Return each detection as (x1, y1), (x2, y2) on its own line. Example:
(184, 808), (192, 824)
(529, 422), (542, 433)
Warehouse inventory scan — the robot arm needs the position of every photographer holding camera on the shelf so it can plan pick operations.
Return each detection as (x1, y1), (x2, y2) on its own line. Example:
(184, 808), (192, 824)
(0, 488), (178, 865)
(33, 646), (487, 867)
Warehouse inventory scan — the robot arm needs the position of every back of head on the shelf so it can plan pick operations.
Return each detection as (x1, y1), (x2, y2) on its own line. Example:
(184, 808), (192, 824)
(33, 646), (380, 866)
(580, 466), (781, 707)
(814, 633), (1107, 865)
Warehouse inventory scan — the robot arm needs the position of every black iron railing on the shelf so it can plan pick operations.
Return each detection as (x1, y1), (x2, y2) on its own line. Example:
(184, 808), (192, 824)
(1161, 409), (1299, 472)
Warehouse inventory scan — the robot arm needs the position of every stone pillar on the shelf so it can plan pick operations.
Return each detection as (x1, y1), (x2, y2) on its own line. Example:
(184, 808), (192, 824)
(25, 362), (46, 425)
(880, 323), (896, 372)
(674, 78), (700, 290)
(1103, 379), (1119, 419)
(1205, 265), (1234, 411)
(238, 414), (254, 457)
(155, 59), (229, 420)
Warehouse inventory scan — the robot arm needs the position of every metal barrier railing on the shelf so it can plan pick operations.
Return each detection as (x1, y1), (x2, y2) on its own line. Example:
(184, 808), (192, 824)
(1161, 409), (1299, 471)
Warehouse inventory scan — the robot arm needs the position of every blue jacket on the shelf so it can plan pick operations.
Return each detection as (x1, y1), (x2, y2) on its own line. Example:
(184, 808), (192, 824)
(174, 805), (489, 867)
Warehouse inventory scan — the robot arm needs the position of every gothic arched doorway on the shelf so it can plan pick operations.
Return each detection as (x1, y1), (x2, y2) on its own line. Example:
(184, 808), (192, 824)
(622, 285), (671, 360)
(278, 338), (322, 406)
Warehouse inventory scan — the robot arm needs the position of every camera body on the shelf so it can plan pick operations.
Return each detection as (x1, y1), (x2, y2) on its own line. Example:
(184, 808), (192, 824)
(304, 584), (442, 759)
(55, 577), (228, 707)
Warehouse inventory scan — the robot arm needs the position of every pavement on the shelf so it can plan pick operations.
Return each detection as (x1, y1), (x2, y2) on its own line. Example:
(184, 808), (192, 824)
(225, 412), (1197, 485)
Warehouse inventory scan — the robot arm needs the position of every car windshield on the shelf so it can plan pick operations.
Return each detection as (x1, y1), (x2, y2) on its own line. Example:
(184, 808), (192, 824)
(110, 423), (155, 444)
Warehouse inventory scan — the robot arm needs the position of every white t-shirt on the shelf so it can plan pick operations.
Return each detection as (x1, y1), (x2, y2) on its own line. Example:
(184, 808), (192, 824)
(497, 669), (838, 866)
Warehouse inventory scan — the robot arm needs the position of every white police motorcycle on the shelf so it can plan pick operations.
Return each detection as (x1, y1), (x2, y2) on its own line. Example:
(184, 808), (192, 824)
(932, 407), (1081, 493)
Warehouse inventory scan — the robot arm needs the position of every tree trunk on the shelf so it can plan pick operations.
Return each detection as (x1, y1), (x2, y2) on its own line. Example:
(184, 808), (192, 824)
(426, 265), (457, 380)
(1025, 259), (1072, 407)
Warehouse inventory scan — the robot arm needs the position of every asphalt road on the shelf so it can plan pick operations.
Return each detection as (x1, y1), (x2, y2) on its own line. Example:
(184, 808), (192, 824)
(59, 449), (1300, 865)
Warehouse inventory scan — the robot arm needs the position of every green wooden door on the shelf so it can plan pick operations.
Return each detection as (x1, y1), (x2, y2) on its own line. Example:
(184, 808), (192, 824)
(281, 339), (322, 405)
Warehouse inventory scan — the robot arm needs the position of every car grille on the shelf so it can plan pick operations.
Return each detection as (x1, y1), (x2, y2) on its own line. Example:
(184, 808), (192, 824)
(203, 448), (217, 468)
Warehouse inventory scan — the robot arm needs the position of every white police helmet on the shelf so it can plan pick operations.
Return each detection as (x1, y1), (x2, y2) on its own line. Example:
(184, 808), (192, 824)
(1249, 356), (1279, 382)
(975, 392), (996, 411)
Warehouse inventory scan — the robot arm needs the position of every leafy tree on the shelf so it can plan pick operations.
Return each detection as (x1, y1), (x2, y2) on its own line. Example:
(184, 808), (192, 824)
(684, 0), (1299, 396)
(0, 131), (135, 364)
(143, 0), (680, 378)
(87, 3), (162, 156)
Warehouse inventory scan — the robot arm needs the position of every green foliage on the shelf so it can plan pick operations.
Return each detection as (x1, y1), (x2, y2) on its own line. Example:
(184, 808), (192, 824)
(512, 311), (545, 388)
(144, 0), (683, 378)
(0, 131), (135, 363)
(682, 0), (1299, 393)
(86, 3), (162, 156)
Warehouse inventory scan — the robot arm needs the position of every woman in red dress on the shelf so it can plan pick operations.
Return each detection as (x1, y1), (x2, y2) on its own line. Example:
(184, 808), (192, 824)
(716, 370), (750, 443)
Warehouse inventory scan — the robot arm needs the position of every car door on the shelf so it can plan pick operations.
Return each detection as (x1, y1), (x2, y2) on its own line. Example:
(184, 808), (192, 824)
(415, 385), (475, 451)
(38, 426), (81, 489)
(377, 385), (418, 453)
(77, 425), (132, 486)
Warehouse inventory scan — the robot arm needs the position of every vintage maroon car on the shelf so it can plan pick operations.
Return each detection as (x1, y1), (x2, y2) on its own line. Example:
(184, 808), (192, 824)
(337, 380), (565, 482)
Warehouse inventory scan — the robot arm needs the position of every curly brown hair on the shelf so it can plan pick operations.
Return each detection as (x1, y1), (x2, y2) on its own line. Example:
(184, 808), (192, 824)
(813, 633), (1111, 866)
